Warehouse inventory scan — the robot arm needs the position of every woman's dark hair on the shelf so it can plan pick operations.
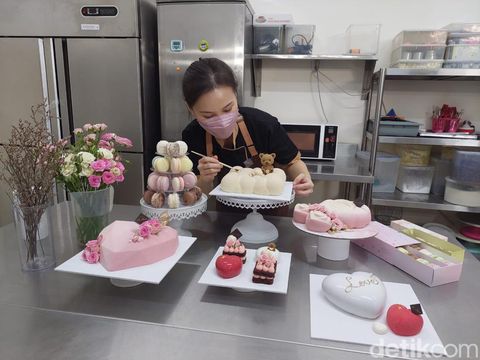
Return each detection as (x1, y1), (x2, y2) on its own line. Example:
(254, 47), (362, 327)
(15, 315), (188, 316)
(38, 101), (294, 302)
(182, 58), (238, 108)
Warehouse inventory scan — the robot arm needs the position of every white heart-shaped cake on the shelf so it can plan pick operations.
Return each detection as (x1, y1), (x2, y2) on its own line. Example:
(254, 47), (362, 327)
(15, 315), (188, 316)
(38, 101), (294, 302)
(321, 271), (386, 319)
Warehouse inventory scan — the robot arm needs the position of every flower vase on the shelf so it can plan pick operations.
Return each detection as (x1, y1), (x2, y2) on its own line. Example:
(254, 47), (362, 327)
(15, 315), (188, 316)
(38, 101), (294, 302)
(70, 187), (114, 246)
(13, 202), (56, 271)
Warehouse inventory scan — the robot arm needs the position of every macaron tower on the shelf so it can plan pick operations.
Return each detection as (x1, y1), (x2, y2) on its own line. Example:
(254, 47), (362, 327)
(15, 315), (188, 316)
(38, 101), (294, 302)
(143, 140), (203, 209)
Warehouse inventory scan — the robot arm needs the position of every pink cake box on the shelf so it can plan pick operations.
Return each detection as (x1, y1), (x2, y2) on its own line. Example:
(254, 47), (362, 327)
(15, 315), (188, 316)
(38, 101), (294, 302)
(353, 222), (463, 287)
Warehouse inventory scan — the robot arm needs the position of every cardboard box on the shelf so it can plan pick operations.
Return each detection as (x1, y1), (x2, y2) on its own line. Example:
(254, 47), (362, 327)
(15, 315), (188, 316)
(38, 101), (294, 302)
(353, 221), (463, 287)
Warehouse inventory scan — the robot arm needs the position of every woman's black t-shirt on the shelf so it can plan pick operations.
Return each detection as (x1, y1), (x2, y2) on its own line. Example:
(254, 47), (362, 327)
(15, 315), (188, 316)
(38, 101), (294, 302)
(182, 107), (299, 177)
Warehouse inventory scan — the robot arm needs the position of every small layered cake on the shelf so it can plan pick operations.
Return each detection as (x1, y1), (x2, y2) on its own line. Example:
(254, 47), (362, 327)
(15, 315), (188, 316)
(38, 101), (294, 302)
(252, 253), (277, 285)
(222, 229), (246, 263)
(82, 219), (179, 271)
(255, 243), (280, 263)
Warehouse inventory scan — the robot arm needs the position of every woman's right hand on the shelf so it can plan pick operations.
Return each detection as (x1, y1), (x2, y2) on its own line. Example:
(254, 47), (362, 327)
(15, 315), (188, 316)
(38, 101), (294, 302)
(198, 155), (223, 183)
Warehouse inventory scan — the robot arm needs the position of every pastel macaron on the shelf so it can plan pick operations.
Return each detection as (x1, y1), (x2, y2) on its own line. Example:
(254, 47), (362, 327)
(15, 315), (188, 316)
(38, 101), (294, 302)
(143, 189), (155, 205)
(170, 157), (182, 174)
(179, 156), (193, 173)
(152, 156), (169, 173)
(151, 192), (165, 208)
(156, 176), (170, 192)
(147, 173), (160, 192)
(167, 193), (180, 208)
(156, 140), (169, 156)
(182, 172), (197, 189)
(171, 177), (185, 192)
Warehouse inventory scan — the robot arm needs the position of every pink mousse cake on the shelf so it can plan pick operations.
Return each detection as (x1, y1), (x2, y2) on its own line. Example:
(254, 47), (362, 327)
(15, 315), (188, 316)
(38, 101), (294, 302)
(99, 220), (178, 271)
(320, 199), (371, 229)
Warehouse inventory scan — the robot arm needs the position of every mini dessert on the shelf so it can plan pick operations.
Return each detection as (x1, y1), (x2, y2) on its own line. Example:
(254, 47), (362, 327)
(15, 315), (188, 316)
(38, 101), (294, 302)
(151, 192), (165, 208)
(179, 156), (193, 172)
(167, 193), (180, 208)
(156, 175), (170, 192)
(152, 156), (169, 173)
(252, 253), (277, 285)
(170, 158), (181, 174)
(166, 141), (188, 158)
(386, 304), (424, 336)
(222, 229), (246, 263)
(215, 255), (242, 279)
(82, 219), (179, 271)
(143, 189), (154, 204)
(147, 173), (159, 191)
(182, 172), (197, 189)
(322, 272), (386, 319)
(171, 176), (184, 192)
(182, 186), (202, 205)
(255, 243), (279, 262)
(156, 140), (169, 156)
(220, 166), (286, 196)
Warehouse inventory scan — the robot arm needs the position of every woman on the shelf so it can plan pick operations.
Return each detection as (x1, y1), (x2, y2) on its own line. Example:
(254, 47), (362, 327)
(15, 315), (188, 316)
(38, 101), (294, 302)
(181, 58), (314, 198)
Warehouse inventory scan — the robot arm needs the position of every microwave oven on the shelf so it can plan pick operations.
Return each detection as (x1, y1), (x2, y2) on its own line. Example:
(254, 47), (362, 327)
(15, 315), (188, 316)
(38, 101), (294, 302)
(282, 124), (338, 160)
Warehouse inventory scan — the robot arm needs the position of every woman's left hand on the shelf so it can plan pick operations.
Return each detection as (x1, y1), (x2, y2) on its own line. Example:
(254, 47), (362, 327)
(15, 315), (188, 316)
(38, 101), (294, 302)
(293, 173), (314, 197)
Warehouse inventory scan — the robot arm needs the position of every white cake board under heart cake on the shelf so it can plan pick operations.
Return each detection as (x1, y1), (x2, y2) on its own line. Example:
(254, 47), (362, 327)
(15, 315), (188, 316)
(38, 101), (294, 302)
(55, 236), (196, 285)
(293, 221), (378, 261)
(209, 182), (293, 202)
(198, 247), (292, 294)
(309, 274), (446, 356)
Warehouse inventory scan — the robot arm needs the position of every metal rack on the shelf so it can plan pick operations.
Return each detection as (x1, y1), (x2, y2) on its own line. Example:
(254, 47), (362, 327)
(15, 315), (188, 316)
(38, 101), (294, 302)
(362, 67), (480, 213)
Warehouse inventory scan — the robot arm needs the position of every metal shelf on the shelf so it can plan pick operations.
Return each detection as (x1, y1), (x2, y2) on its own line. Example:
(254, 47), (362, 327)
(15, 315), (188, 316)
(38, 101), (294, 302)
(385, 68), (480, 80)
(304, 157), (373, 184)
(372, 190), (480, 212)
(249, 54), (378, 61)
(366, 132), (480, 147)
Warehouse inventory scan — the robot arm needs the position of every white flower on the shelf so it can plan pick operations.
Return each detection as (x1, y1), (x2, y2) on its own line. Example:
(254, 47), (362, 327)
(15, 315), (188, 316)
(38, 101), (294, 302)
(98, 148), (113, 160)
(83, 123), (93, 131)
(64, 154), (74, 164)
(78, 151), (96, 164)
(111, 167), (121, 176)
(61, 164), (76, 177)
(80, 165), (94, 177)
(73, 128), (83, 135)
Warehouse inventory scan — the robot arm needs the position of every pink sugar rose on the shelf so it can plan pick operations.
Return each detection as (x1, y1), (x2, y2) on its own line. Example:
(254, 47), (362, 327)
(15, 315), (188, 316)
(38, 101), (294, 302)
(138, 225), (150, 238)
(115, 136), (133, 147)
(101, 133), (116, 141)
(86, 239), (100, 252)
(102, 171), (116, 185)
(86, 251), (100, 264)
(91, 160), (107, 172)
(147, 219), (163, 234)
(88, 175), (102, 188)
(82, 248), (91, 261)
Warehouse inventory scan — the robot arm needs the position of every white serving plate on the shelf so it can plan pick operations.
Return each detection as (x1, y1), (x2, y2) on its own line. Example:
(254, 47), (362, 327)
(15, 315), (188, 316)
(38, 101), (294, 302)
(198, 247), (292, 294)
(310, 274), (445, 356)
(293, 220), (378, 240)
(55, 236), (196, 284)
(209, 182), (293, 202)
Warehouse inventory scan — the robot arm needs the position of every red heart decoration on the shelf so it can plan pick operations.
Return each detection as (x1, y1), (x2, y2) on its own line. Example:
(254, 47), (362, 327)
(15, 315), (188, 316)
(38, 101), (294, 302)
(387, 304), (424, 336)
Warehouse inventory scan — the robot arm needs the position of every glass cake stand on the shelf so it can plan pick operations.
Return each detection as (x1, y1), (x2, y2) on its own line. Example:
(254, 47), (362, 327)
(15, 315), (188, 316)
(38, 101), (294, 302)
(292, 220), (378, 261)
(140, 194), (208, 236)
(216, 194), (295, 244)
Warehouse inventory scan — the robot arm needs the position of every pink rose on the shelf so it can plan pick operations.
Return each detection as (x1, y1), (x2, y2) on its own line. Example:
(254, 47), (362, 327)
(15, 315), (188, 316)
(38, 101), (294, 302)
(101, 133), (116, 141)
(138, 225), (150, 238)
(102, 171), (116, 185)
(115, 136), (133, 147)
(98, 140), (112, 150)
(73, 128), (83, 135)
(86, 239), (100, 252)
(88, 175), (102, 188)
(104, 160), (116, 170)
(147, 219), (163, 234)
(86, 251), (100, 264)
(82, 248), (91, 261)
(116, 161), (125, 172)
(98, 123), (108, 131)
(91, 160), (107, 172)
(83, 123), (93, 131)
(115, 174), (125, 183)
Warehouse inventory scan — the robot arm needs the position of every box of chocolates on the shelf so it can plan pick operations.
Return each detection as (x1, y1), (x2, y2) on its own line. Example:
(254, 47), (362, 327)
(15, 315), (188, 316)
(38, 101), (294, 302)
(353, 221), (463, 287)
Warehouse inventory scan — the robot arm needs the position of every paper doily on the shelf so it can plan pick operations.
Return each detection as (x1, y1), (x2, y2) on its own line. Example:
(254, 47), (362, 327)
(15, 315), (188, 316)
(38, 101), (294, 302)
(216, 193), (295, 210)
(140, 194), (208, 221)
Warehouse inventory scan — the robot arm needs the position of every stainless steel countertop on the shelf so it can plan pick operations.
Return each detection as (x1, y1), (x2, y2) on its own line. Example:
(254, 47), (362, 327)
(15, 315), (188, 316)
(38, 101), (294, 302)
(1, 202), (480, 360)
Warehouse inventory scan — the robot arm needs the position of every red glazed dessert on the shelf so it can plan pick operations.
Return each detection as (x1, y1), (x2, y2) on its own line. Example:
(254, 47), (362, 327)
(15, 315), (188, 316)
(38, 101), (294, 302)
(215, 255), (242, 279)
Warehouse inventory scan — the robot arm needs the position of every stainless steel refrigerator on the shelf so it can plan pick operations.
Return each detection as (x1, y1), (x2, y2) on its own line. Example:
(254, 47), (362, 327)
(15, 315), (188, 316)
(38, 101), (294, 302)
(0, 0), (159, 213)
(157, 0), (254, 141)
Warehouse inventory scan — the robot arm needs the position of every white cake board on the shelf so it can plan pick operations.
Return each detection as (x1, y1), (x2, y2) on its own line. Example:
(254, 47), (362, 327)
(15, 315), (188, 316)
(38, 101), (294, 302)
(198, 247), (292, 294)
(209, 182), (293, 202)
(55, 236), (196, 286)
(293, 221), (378, 261)
(310, 274), (446, 356)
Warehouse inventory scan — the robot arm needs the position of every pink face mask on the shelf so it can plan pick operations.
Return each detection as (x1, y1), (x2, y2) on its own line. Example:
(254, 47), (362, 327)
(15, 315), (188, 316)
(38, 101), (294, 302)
(198, 111), (238, 139)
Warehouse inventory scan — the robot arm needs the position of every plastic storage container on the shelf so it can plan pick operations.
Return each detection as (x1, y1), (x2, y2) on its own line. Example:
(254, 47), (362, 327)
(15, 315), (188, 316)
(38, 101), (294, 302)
(444, 23), (480, 33)
(392, 30), (448, 48)
(452, 150), (480, 183)
(391, 60), (443, 69)
(444, 177), (480, 206)
(443, 60), (480, 69)
(367, 119), (420, 137)
(284, 25), (315, 54)
(254, 26), (284, 54)
(447, 34), (480, 45)
(445, 45), (480, 61)
(391, 45), (446, 64)
(396, 165), (434, 193)
(356, 151), (400, 193)
(346, 24), (380, 55)
(397, 145), (432, 166)
(431, 157), (451, 195)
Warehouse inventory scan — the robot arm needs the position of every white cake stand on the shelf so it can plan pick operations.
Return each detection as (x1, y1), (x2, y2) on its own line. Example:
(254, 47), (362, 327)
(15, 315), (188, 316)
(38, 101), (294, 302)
(292, 221), (378, 261)
(216, 194), (295, 244)
(140, 194), (208, 236)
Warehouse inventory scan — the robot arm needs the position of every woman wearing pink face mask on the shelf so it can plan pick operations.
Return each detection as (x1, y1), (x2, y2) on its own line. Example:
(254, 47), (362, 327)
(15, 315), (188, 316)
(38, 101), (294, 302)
(182, 58), (314, 200)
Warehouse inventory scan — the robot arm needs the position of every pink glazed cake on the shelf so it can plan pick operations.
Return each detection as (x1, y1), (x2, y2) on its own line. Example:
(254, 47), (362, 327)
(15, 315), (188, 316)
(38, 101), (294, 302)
(99, 220), (178, 271)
